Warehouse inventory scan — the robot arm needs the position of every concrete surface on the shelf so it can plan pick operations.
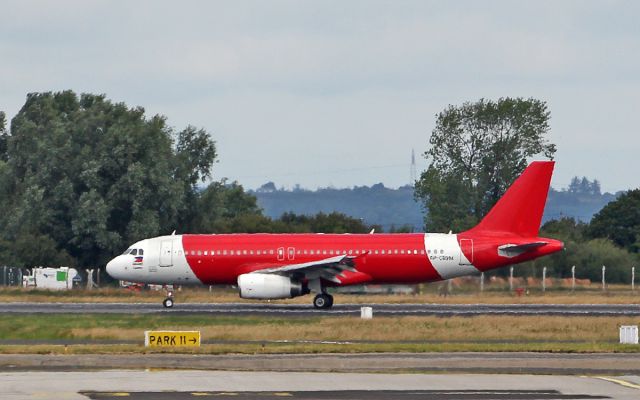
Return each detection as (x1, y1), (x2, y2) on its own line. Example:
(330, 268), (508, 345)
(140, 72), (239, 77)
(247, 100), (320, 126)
(2, 370), (639, 400)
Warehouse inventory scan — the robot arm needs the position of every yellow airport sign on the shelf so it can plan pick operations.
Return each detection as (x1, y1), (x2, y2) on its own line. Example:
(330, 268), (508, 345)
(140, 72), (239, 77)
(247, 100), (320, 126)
(144, 330), (201, 347)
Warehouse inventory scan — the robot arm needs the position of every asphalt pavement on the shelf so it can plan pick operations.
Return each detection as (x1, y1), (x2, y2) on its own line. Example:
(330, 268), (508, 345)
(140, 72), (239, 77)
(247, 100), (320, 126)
(2, 302), (640, 316)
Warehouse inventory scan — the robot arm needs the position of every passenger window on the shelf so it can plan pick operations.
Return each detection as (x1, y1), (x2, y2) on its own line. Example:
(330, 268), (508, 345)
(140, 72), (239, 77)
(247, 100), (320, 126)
(440, 249), (444, 254)
(130, 249), (138, 256)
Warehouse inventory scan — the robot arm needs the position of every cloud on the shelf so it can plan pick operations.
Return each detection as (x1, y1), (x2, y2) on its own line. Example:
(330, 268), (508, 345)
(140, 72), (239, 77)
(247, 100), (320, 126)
(0, 0), (639, 192)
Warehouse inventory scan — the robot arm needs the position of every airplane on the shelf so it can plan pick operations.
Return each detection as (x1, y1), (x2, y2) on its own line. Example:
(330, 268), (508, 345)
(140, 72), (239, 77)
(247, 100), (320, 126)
(106, 161), (564, 309)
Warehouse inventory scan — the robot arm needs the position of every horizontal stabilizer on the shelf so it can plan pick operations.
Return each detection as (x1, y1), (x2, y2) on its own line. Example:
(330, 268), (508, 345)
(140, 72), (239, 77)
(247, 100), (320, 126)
(498, 242), (547, 258)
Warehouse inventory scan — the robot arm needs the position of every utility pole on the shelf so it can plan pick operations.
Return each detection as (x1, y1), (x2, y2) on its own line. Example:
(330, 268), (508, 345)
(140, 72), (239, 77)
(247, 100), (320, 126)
(571, 265), (576, 293)
(632, 267), (635, 292)
(542, 267), (547, 293)
(480, 272), (484, 293)
(410, 148), (417, 186)
(602, 265), (606, 291)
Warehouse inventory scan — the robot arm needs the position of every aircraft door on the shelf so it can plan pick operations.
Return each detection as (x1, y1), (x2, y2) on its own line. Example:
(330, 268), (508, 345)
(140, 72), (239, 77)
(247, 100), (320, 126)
(287, 247), (295, 260)
(459, 239), (473, 265)
(277, 247), (285, 261)
(159, 240), (173, 267)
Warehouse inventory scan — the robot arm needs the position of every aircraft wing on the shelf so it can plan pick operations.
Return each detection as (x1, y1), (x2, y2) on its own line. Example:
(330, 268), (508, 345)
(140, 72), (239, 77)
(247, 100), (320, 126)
(498, 242), (548, 258)
(251, 254), (359, 284)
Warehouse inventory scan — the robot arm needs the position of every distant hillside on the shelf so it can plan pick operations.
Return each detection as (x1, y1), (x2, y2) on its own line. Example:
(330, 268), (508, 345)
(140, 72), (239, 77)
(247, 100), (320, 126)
(252, 180), (621, 232)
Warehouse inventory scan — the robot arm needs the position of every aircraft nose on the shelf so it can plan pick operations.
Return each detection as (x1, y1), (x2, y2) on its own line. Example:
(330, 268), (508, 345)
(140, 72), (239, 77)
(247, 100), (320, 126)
(106, 257), (120, 279)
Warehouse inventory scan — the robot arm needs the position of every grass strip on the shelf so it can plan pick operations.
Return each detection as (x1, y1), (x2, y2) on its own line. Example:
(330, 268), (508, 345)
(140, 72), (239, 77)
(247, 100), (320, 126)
(1, 314), (639, 354)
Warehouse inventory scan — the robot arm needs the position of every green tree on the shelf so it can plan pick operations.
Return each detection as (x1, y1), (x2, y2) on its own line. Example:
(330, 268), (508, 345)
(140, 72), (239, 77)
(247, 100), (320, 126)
(0, 111), (7, 161)
(415, 97), (556, 232)
(587, 189), (640, 252)
(174, 125), (218, 230)
(277, 212), (375, 233)
(2, 91), (217, 268)
(191, 181), (268, 233)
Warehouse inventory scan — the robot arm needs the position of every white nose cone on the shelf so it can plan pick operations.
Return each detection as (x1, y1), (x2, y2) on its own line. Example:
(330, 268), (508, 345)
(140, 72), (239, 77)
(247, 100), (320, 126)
(106, 257), (121, 280)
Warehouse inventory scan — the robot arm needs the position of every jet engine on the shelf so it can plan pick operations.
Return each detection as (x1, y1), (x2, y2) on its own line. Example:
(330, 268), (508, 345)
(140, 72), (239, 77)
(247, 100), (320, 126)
(237, 273), (307, 299)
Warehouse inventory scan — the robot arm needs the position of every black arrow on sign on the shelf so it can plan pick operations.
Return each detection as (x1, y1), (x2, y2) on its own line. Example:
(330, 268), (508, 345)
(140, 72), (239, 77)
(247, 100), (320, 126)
(190, 338), (197, 344)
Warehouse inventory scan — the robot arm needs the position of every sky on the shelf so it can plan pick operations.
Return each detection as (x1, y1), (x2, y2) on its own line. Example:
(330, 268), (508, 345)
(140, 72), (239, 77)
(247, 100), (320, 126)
(1, 0), (638, 193)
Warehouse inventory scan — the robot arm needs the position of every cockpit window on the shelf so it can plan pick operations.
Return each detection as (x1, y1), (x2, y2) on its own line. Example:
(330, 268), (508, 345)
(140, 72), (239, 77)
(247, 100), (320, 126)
(130, 249), (138, 256)
(122, 248), (131, 255)
(139, 249), (144, 255)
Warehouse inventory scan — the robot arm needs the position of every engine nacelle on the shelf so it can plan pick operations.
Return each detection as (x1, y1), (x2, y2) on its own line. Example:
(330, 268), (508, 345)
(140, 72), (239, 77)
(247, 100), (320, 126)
(237, 273), (307, 299)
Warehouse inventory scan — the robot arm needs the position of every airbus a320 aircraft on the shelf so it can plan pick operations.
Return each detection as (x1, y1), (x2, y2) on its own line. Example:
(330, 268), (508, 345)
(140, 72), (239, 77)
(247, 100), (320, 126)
(106, 161), (563, 309)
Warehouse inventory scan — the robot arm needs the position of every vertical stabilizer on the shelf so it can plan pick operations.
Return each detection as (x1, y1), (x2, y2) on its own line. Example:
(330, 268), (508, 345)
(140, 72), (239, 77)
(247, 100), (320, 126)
(468, 161), (554, 237)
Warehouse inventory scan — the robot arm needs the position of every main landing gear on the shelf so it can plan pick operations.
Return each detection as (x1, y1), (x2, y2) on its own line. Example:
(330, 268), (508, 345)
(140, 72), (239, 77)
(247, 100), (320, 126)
(163, 289), (174, 308)
(313, 293), (334, 309)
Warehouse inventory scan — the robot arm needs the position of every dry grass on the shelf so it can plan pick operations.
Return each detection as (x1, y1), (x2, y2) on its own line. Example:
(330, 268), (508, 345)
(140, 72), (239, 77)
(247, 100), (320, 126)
(1, 286), (639, 304)
(61, 315), (639, 343)
(2, 313), (640, 354)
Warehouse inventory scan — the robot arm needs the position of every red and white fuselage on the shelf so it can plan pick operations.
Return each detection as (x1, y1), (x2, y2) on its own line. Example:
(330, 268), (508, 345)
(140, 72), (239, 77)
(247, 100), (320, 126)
(106, 161), (564, 308)
(107, 232), (561, 286)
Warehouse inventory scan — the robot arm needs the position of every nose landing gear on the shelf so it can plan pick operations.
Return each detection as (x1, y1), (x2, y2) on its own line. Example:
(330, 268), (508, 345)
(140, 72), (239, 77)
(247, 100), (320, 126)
(163, 290), (174, 308)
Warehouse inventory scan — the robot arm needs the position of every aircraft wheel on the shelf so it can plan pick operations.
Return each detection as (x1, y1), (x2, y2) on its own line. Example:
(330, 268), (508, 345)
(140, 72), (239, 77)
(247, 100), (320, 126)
(313, 294), (333, 309)
(163, 297), (174, 308)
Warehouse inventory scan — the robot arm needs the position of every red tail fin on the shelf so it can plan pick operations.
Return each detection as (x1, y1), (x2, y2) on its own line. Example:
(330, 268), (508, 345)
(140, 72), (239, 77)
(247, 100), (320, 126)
(468, 161), (554, 237)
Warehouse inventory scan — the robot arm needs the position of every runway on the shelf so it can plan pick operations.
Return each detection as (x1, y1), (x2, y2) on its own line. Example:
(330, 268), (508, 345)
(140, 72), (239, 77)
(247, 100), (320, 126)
(2, 370), (640, 400)
(1, 302), (640, 316)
